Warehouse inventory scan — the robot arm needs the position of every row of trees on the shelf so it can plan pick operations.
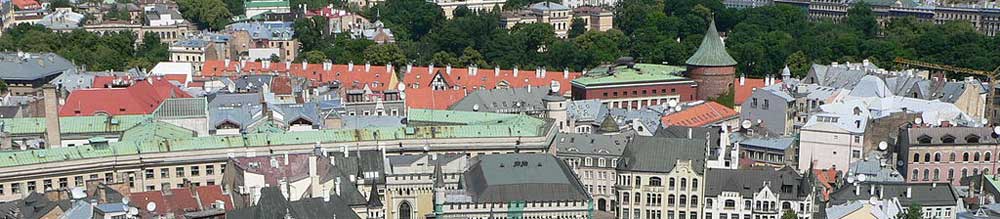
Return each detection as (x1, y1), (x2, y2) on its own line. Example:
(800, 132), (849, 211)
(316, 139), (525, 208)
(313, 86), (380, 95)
(294, 0), (999, 76)
(0, 24), (169, 71)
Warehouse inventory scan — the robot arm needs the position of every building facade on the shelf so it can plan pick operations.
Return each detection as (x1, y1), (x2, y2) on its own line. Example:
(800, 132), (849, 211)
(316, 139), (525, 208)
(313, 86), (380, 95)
(686, 19), (737, 100)
(571, 62), (698, 109)
(615, 136), (707, 219)
(899, 126), (999, 185)
(703, 168), (816, 219)
(554, 132), (631, 213)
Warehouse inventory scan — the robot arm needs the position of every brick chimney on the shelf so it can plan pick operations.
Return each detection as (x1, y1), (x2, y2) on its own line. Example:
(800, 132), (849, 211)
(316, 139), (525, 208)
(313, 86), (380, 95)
(42, 84), (60, 148)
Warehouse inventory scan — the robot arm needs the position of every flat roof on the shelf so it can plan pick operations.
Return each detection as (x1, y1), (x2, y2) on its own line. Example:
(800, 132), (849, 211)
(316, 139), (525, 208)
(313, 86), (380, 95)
(571, 63), (689, 87)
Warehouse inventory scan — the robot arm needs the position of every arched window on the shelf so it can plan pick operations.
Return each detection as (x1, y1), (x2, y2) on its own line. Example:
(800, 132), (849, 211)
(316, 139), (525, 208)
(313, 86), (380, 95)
(914, 153), (921, 162)
(923, 169), (930, 181)
(668, 195), (676, 206)
(950, 153), (957, 161)
(963, 168), (969, 178)
(399, 202), (412, 219)
(934, 153), (941, 162)
(976, 152), (982, 161)
(949, 169), (955, 180)
(622, 193), (630, 205)
(933, 169), (940, 180)
(679, 195), (687, 207)
(669, 178), (676, 189)
(692, 179), (699, 191)
(706, 198), (713, 208)
(964, 152), (970, 161)
(649, 177), (662, 187)
(974, 168), (980, 176)
(725, 200), (736, 208)
(680, 178), (687, 190)
(634, 192), (640, 203)
(782, 202), (792, 210)
(912, 169), (919, 181)
(744, 200), (752, 210)
(924, 153), (931, 162)
(691, 195), (699, 206)
(987, 152), (992, 162)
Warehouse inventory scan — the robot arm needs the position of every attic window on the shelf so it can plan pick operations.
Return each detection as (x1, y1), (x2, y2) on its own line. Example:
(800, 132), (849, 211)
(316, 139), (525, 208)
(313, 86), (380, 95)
(966, 134), (980, 143)
(917, 135), (932, 144)
(941, 134), (956, 144)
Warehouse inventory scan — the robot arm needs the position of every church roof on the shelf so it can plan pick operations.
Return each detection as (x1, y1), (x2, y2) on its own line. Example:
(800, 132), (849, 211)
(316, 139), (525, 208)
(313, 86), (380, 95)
(685, 19), (737, 67)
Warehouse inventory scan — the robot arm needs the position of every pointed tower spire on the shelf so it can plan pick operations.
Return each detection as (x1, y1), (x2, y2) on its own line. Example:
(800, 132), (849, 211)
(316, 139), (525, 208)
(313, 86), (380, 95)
(366, 182), (383, 208)
(685, 18), (737, 67)
(433, 161), (445, 188)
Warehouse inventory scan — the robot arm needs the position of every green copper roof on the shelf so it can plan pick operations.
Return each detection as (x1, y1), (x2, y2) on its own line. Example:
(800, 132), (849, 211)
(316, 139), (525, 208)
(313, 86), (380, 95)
(244, 0), (290, 8)
(0, 115), (151, 135)
(0, 110), (551, 168)
(685, 19), (737, 67)
(571, 63), (688, 87)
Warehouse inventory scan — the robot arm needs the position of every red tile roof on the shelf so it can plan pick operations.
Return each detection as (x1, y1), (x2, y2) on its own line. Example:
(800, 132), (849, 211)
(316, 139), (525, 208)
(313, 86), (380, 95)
(12, 0), (42, 10)
(660, 101), (738, 127)
(733, 78), (779, 105)
(201, 60), (397, 92)
(60, 77), (192, 116)
(402, 66), (581, 109)
(270, 76), (293, 95)
(813, 168), (838, 201)
(92, 76), (116, 88)
(129, 185), (233, 219)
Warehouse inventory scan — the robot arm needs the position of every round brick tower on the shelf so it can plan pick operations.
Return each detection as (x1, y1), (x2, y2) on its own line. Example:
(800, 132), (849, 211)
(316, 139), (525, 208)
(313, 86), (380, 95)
(686, 18), (737, 100)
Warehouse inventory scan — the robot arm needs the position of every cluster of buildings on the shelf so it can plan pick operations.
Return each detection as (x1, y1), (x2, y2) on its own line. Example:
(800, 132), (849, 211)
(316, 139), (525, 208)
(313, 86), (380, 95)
(500, 2), (613, 38)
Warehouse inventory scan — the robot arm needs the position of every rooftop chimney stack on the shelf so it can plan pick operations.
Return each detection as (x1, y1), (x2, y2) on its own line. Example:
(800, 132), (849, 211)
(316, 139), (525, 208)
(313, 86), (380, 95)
(348, 62), (354, 71)
(514, 67), (519, 77)
(365, 62), (371, 72)
(407, 63), (413, 73)
(43, 84), (61, 148)
(446, 65), (452, 75)
(906, 186), (912, 198)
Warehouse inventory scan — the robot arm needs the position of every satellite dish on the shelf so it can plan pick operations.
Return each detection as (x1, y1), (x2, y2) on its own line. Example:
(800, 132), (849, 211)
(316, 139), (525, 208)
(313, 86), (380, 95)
(146, 202), (157, 212)
(667, 99), (679, 107)
(128, 207), (139, 216)
(741, 120), (752, 129)
(550, 81), (560, 93)
(857, 174), (867, 182)
(896, 160), (905, 166)
(878, 141), (888, 151)
(847, 176), (856, 184)
(122, 197), (130, 205)
(756, 119), (763, 124)
(915, 118), (923, 124)
(674, 105), (682, 112)
(399, 92), (407, 100)
(982, 118), (989, 125)
(473, 104), (480, 111)
(397, 82), (406, 91)
(993, 126), (1000, 136)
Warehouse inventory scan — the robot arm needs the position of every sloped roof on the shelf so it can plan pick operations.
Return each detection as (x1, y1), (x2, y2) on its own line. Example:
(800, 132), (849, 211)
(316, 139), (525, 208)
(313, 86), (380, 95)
(849, 75), (891, 98)
(617, 136), (706, 173)
(403, 66), (580, 110)
(553, 132), (630, 156)
(59, 78), (192, 116)
(705, 167), (811, 200)
(685, 19), (737, 67)
(660, 101), (737, 127)
(129, 185), (234, 218)
(0, 52), (76, 81)
(464, 154), (589, 202)
(829, 182), (958, 207)
(449, 86), (552, 114)
(225, 187), (360, 219)
(567, 99), (609, 125)
(734, 78), (776, 104)
(153, 98), (207, 119)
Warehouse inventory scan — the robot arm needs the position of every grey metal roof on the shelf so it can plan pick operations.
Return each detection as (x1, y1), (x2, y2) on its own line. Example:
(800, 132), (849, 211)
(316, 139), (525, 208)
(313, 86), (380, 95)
(849, 75), (892, 98)
(463, 154), (589, 202)
(567, 99), (609, 125)
(705, 167), (811, 200)
(209, 104), (262, 130)
(449, 86), (553, 114)
(0, 52), (76, 81)
(616, 136), (707, 173)
(553, 132), (630, 156)
(154, 98), (208, 119)
(226, 187), (361, 219)
(227, 21), (295, 41)
(829, 182), (958, 207)
(737, 135), (795, 151)
(847, 155), (904, 183)
(608, 108), (662, 134)
(208, 93), (262, 108)
(271, 103), (322, 126)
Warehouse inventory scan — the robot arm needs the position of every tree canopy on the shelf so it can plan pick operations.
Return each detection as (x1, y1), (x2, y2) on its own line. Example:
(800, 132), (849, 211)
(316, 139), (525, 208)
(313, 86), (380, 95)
(0, 24), (167, 71)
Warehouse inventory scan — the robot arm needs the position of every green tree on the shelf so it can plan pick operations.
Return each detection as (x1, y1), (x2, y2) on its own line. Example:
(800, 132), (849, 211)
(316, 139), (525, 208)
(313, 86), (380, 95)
(366, 0), (445, 40)
(430, 51), (458, 66)
(453, 5), (472, 18)
(458, 47), (488, 67)
(270, 54), (282, 62)
(303, 50), (328, 63)
(293, 16), (330, 52)
(785, 51), (810, 78)
(707, 85), (735, 107)
(847, 2), (878, 37)
(568, 18), (587, 38)
(0, 80), (7, 94)
(574, 30), (626, 65)
(781, 210), (798, 219)
(177, 0), (233, 30)
(50, 0), (72, 8)
(897, 204), (923, 219)
(224, 0), (245, 17)
(364, 44), (407, 65)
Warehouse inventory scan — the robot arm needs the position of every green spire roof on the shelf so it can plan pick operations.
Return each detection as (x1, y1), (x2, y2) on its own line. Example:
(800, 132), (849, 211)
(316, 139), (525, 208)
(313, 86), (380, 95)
(686, 19), (737, 67)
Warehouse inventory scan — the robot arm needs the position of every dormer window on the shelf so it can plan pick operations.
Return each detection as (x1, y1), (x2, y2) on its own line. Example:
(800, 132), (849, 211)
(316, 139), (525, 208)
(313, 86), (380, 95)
(966, 134), (980, 143)
(917, 135), (932, 144)
(941, 134), (956, 144)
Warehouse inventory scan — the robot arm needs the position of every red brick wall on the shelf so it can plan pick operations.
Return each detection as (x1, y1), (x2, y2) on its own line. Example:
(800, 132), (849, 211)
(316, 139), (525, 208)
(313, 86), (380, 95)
(688, 65), (736, 100)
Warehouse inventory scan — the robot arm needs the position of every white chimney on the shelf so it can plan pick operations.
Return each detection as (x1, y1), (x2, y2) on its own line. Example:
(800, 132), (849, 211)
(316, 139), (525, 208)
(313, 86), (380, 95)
(905, 186), (912, 198)
(854, 183), (860, 196)
(469, 65), (477, 76)
(513, 67), (519, 77)
(429, 64), (434, 74)
(224, 59), (231, 68)
(342, 145), (349, 158)
(446, 65), (452, 75)
(283, 152), (289, 165)
(365, 62), (371, 72)
(739, 74), (745, 86)
(406, 63), (413, 73)
(386, 63), (392, 73)
(335, 177), (342, 196)
(323, 61), (332, 71)
(240, 59), (247, 68)
(495, 66), (500, 76)
(687, 128), (693, 139)
(869, 184), (875, 195)
(348, 62), (354, 71)
(878, 185), (884, 198)
(302, 60), (308, 70)
(563, 68), (570, 79)
(285, 61), (291, 70)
